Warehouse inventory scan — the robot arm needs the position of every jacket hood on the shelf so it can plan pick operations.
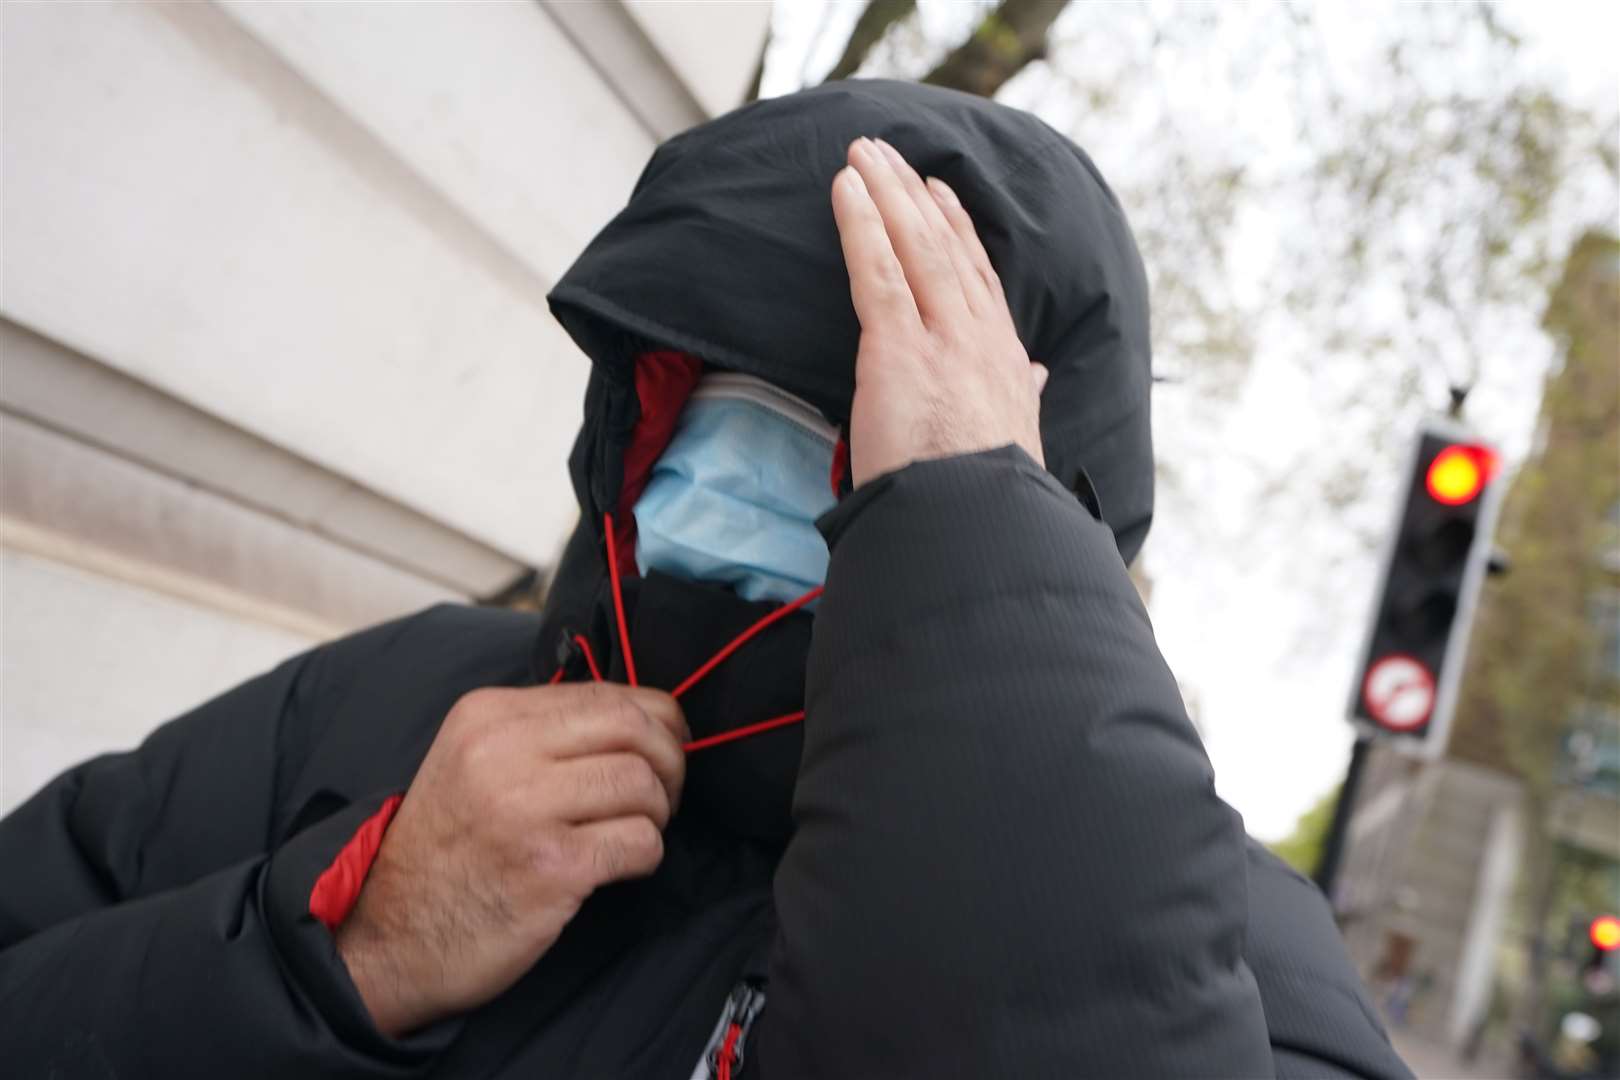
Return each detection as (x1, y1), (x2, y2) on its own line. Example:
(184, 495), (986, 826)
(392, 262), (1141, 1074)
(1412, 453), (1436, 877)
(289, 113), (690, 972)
(548, 78), (1154, 562)
(535, 80), (1154, 847)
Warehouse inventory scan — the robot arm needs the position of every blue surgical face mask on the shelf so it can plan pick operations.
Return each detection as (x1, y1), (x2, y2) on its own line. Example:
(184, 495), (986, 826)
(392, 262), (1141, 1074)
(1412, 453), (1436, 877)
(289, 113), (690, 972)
(633, 373), (837, 606)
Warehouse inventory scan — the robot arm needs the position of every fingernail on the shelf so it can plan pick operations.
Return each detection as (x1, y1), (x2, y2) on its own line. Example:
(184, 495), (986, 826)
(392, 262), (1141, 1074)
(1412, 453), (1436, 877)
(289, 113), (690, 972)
(864, 138), (897, 171)
(873, 137), (904, 166)
(928, 176), (960, 206)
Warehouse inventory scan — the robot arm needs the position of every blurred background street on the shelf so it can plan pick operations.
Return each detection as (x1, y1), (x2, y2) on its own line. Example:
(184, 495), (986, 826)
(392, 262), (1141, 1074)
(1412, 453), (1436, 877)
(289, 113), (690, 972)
(2, 2), (1616, 1075)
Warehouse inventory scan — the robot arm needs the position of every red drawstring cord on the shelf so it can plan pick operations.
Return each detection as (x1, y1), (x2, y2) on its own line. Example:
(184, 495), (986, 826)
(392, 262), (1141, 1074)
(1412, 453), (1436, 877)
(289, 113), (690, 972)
(554, 512), (817, 754)
(670, 585), (822, 699)
(602, 512), (639, 687)
(683, 710), (805, 753)
(715, 1020), (743, 1080)
(571, 633), (605, 682)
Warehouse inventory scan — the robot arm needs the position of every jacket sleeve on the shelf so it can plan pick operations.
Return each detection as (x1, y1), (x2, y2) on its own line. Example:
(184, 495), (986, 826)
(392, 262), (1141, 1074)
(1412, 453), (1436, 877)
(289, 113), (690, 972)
(0, 614), (457, 1078)
(1245, 841), (1414, 1080)
(755, 447), (1274, 1078)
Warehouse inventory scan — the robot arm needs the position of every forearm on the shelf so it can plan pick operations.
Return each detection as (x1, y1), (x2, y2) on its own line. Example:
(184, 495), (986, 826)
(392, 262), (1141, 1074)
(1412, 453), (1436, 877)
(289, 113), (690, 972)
(0, 657), (302, 945)
(1, 803), (454, 1078)
(761, 447), (1272, 1077)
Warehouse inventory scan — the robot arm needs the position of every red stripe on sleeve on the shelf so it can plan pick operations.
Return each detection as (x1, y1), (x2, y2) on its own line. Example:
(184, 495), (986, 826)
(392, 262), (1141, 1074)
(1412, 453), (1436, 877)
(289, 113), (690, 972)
(308, 794), (404, 931)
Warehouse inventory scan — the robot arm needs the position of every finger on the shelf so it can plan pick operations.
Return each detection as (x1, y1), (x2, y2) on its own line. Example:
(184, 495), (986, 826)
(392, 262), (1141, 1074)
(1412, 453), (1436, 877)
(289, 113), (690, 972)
(925, 176), (1004, 303)
(1032, 362), (1050, 398)
(521, 682), (689, 743)
(570, 815), (665, 886)
(831, 164), (922, 332)
(550, 753), (675, 829)
(847, 138), (965, 323)
(537, 702), (685, 812)
(872, 139), (989, 312)
(616, 686), (687, 742)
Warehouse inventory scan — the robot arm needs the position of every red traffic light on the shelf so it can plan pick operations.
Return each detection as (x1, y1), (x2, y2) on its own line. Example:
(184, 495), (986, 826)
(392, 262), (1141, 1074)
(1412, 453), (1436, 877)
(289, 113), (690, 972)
(1593, 915), (1620, 951)
(1426, 444), (1496, 506)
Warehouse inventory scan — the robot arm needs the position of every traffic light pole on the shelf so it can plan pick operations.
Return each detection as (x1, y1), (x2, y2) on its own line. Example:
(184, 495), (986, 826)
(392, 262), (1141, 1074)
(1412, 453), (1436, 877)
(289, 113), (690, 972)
(1313, 736), (1373, 907)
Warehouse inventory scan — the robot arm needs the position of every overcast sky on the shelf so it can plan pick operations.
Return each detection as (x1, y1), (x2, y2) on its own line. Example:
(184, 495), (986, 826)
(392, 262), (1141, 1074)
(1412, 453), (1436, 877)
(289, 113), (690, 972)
(763, 0), (1620, 839)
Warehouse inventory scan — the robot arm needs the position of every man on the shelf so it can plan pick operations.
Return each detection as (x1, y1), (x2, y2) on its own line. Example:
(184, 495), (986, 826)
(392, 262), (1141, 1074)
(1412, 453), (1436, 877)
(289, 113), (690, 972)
(0, 81), (1411, 1078)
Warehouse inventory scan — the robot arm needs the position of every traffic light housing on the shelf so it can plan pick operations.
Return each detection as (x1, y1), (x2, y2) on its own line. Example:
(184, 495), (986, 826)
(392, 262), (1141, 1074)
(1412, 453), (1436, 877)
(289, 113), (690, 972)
(1349, 421), (1502, 755)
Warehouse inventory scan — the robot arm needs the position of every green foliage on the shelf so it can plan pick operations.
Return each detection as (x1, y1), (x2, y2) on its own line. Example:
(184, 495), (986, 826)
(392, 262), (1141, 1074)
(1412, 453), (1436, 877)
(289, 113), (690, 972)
(1449, 231), (1620, 1032)
(1269, 785), (1340, 876)
(1452, 232), (1620, 789)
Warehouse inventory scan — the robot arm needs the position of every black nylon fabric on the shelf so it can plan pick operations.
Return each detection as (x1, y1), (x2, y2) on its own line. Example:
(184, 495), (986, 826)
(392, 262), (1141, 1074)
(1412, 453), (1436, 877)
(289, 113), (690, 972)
(0, 81), (1411, 1080)
(626, 572), (812, 846)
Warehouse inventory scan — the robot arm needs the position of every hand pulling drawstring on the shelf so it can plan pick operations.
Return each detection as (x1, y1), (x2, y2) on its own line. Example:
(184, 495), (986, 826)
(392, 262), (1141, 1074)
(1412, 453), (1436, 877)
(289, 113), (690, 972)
(550, 512), (820, 755)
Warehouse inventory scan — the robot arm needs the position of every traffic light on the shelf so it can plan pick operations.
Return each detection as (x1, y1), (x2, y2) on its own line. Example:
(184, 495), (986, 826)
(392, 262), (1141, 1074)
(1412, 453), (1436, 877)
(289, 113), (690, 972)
(1349, 420), (1502, 755)
(1582, 915), (1620, 997)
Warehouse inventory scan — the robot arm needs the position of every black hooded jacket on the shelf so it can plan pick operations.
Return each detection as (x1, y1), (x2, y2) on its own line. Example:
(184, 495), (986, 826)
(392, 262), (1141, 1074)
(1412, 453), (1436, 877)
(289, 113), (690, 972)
(0, 81), (1411, 1079)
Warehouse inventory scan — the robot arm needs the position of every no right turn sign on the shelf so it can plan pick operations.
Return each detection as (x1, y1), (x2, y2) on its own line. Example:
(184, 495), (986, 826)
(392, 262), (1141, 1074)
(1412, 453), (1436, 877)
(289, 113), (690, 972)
(1361, 654), (1436, 732)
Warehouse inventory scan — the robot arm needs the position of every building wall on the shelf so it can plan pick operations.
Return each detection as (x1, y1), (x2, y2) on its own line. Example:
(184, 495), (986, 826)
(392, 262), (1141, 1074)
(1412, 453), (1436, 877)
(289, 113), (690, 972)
(0, 1), (770, 814)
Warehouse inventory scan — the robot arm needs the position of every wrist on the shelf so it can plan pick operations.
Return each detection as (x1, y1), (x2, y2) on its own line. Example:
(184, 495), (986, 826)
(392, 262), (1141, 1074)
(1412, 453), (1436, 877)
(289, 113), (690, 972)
(333, 843), (458, 1040)
(335, 904), (422, 1038)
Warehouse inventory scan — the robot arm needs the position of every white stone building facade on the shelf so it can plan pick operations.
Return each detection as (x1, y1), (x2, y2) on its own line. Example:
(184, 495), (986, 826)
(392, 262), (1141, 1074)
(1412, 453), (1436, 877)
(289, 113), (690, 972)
(0, 0), (770, 812)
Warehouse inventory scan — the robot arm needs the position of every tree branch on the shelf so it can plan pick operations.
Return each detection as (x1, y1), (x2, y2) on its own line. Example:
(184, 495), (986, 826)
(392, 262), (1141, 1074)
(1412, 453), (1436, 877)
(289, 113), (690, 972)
(922, 0), (1070, 98)
(824, 0), (917, 83)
